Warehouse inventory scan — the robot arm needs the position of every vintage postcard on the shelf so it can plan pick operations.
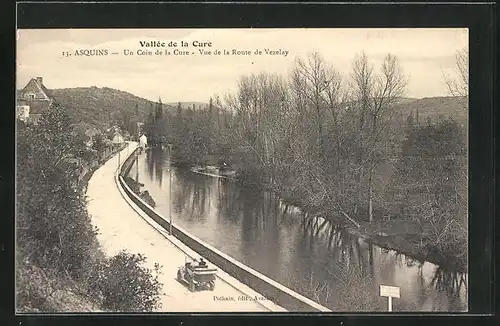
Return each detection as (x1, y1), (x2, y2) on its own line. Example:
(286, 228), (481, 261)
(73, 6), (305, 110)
(16, 28), (468, 313)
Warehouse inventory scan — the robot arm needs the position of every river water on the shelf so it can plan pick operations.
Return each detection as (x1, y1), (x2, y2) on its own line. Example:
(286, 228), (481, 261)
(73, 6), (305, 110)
(127, 147), (467, 312)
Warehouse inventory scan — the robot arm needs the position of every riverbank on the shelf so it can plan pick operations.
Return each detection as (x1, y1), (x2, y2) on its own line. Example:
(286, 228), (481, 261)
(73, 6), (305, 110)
(179, 162), (467, 274)
(282, 193), (466, 274)
(347, 220), (467, 273)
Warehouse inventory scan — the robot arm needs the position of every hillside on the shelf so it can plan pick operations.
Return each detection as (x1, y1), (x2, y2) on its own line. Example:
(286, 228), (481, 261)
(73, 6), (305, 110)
(395, 96), (468, 124)
(17, 263), (103, 313)
(47, 86), (466, 130)
(49, 87), (175, 129)
(166, 101), (210, 111)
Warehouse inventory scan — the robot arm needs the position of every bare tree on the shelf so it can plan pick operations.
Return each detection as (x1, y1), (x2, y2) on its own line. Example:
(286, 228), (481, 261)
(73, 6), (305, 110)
(350, 52), (375, 218)
(291, 52), (342, 167)
(444, 48), (469, 98)
(222, 72), (294, 188)
(350, 53), (407, 223)
(289, 53), (360, 221)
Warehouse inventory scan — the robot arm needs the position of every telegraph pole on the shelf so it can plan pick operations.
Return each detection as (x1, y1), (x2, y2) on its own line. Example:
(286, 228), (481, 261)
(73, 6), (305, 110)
(168, 144), (173, 236)
(135, 154), (139, 182)
(169, 167), (172, 235)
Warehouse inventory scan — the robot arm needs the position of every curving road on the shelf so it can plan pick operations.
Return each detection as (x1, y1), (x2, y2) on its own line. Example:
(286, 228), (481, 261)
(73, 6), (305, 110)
(86, 142), (285, 312)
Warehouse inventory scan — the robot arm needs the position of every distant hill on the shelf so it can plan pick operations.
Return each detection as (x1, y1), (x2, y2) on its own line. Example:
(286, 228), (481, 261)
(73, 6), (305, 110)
(46, 86), (466, 130)
(395, 97), (419, 104)
(396, 96), (467, 123)
(49, 86), (175, 129)
(166, 102), (210, 111)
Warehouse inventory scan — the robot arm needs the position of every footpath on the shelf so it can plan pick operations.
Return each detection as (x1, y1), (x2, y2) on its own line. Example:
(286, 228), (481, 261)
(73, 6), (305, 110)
(86, 142), (286, 312)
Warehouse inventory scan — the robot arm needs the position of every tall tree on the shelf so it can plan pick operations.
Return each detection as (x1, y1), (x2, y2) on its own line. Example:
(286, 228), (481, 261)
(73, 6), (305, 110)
(145, 103), (155, 145)
(291, 52), (334, 166)
(350, 53), (407, 222)
(155, 97), (163, 121)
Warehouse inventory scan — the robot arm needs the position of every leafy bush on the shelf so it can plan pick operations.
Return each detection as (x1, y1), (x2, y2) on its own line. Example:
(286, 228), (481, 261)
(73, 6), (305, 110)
(16, 104), (98, 280)
(89, 251), (163, 312)
(123, 176), (156, 207)
(17, 103), (163, 312)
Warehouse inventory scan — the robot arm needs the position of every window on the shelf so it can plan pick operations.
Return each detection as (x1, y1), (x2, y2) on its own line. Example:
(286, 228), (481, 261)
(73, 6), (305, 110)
(29, 94), (35, 99)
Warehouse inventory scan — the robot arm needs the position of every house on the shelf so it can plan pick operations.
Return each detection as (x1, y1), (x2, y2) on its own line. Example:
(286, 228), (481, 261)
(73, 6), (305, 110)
(16, 77), (54, 124)
(71, 122), (100, 148)
(139, 134), (148, 148)
(112, 132), (125, 145)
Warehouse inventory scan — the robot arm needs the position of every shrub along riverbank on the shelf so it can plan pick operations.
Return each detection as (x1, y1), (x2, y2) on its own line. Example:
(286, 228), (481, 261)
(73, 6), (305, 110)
(123, 176), (157, 208)
(16, 103), (163, 312)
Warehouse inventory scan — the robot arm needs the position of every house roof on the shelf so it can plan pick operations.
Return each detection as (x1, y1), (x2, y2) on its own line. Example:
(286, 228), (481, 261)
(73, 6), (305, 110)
(40, 83), (52, 98)
(18, 78), (53, 99)
(29, 78), (53, 98)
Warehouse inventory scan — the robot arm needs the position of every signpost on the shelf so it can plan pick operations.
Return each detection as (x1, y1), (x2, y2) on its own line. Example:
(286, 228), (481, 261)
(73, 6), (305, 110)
(380, 285), (400, 312)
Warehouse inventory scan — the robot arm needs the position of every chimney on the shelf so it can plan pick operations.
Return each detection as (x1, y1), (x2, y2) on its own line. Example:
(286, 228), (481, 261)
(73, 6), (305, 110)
(36, 77), (43, 85)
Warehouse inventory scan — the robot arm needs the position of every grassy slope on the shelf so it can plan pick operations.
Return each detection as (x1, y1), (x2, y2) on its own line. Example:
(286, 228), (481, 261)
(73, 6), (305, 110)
(17, 264), (103, 313)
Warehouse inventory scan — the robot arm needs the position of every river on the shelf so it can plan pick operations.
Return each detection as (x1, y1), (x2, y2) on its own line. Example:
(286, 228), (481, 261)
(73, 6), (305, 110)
(126, 147), (467, 312)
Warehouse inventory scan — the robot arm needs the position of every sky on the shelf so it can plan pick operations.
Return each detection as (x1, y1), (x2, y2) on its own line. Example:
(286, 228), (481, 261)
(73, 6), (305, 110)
(16, 28), (468, 103)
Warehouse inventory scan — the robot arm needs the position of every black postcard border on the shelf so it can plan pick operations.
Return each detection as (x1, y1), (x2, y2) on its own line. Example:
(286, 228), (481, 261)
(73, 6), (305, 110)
(2, 1), (497, 326)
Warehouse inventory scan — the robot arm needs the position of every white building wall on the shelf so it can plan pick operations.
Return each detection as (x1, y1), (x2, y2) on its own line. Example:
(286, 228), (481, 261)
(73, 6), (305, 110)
(139, 135), (148, 148)
(16, 105), (30, 121)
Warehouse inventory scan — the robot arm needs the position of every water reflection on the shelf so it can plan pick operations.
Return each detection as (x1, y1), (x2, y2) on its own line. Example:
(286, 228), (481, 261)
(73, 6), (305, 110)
(431, 267), (468, 297)
(130, 149), (468, 312)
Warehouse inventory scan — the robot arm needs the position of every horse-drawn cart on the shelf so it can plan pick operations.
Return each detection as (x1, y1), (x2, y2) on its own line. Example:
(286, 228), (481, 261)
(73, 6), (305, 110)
(177, 257), (217, 292)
